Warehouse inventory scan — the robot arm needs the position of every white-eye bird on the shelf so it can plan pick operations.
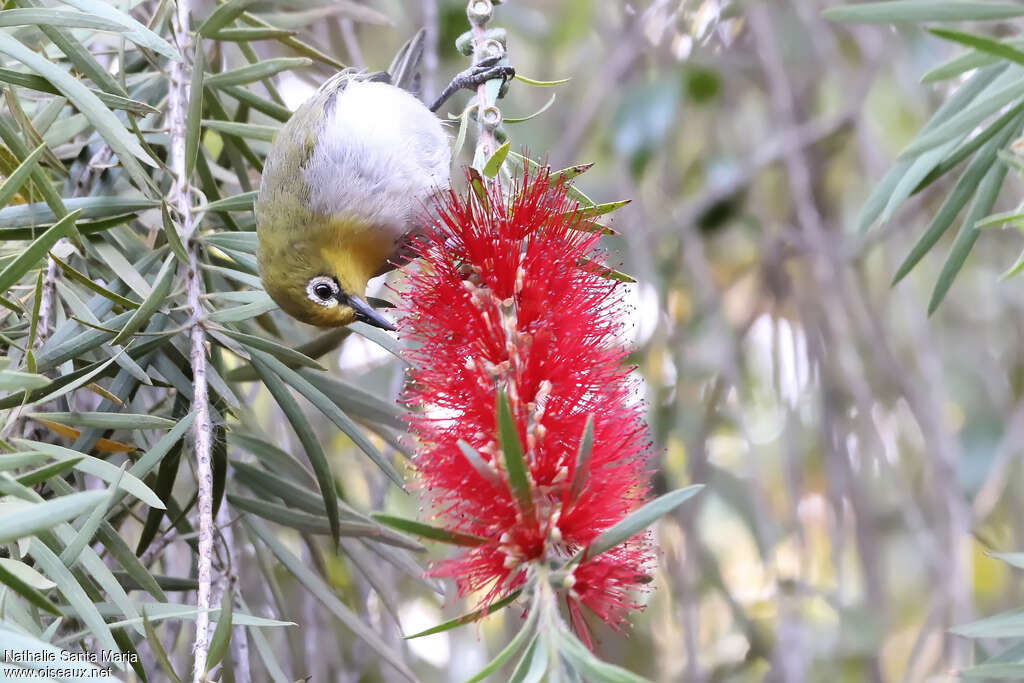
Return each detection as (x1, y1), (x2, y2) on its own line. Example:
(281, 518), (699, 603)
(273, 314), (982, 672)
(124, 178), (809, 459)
(256, 30), (512, 330)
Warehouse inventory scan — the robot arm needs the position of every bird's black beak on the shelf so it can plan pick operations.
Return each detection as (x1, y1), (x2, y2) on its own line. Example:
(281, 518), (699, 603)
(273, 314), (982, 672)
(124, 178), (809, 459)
(348, 294), (397, 332)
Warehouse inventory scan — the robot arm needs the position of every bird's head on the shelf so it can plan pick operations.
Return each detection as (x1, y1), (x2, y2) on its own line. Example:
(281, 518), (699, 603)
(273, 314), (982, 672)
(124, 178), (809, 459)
(257, 215), (396, 330)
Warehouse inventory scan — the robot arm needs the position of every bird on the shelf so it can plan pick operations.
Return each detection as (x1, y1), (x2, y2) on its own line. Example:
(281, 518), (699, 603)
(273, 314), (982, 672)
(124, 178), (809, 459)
(256, 30), (513, 330)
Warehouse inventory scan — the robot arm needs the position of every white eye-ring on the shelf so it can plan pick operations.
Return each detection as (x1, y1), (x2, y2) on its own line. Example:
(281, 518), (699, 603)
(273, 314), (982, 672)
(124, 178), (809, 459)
(306, 276), (339, 306)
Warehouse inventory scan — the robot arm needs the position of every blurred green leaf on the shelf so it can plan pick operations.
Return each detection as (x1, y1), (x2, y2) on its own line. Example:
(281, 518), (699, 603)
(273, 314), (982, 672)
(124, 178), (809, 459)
(244, 516), (417, 681)
(823, 2), (1024, 23)
(251, 354), (341, 543)
(205, 58), (312, 88)
(467, 598), (539, 683)
(404, 589), (523, 639)
(0, 209), (78, 293)
(0, 142), (46, 209)
(143, 611), (183, 683)
(582, 485), (704, 561)
(370, 513), (489, 547)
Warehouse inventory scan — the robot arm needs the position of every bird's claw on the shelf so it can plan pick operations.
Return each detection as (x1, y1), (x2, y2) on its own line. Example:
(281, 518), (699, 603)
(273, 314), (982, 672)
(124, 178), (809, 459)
(429, 59), (516, 113)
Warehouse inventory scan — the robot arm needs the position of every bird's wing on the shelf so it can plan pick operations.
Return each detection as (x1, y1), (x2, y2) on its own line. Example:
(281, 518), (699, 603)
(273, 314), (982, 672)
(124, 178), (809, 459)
(387, 28), (425, 96)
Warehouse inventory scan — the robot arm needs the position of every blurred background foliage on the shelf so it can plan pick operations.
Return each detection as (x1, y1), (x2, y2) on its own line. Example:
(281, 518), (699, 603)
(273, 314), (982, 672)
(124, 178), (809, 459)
(5, 0), (1024, 681)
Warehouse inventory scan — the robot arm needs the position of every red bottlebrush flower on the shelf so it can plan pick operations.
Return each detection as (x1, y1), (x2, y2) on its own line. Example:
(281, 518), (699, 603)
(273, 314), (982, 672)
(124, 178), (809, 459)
(399, 168), (653, 637)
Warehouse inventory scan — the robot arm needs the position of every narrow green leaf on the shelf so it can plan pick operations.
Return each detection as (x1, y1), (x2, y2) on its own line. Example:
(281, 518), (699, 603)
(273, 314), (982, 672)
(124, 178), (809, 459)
(220, 84), (292, 121)
(466, 597), (539, 683)
(0, 32), (155, 188)
(207, 294), (278, 323)
(550, 163), (594, 185)
(0, 197), (158, 228)
(57, 0), (179, 60)
(892, 126), (1010, 285)
(0, 490), (106, 542)
(922, 45), (1004, 83)
(252, 350), (403, 488)
(198, 0), (250, 36)
(370, 513), (488, 547)
(497, 390), (533, 515)
(14, 439), (166, 509)
(559, 626), (651, 682)
(899, 78), (1024, 160)
(452, 102), (472, 159)
(239, 10), (347, 68)
(349, 321), (403, 359)
(27, 411), (176, 430)
(483, 140), (512, 178)
(205, 230), (258, 253)
(0, 209), (78, 293)
(251, 355), (340, 543)
(579, 256), (636, 283)
(913, 101), (1024, 195)
(109, 255), (175, 346)
(0, 67), (157, 114)
(76, 602), (293, 630)
(0, 8), (124, 31)
(204, 190), (257, 213)
(0, 142), (45, 209)
(404, 590), (522, 639)
(143, 611), (184, 683)
(185, 47), (205, 178)
(224, 330), (325, 371)
(504, 93), (556, 124)
(230, 460), (325, 514)
(227, 493), (332, 535)
(582, 485), (704, 561)
(929, 27), (1024, 67)
(299, 370), (405, 428)
(858, 65), (1004, 230)
(515, 73), (571, 86)
(0, 558), (61, 615)
(228, 432), (316, 488)
(206, 588), (234, 672)
(28, 538), (120, 656)
(508, 634), (543, 683)
(60, 466), (124, 566)
(244, 517), (417, 681)
(208, 26), (297, 41)
(205, 57), (312, 88)
(161, 203), (191, 266)
(202, 119), (278, 142)
(15, 457), (83, 486)
(0, 369), (48, 391)
(567, 415), (595, 503)
(929, 137), (1013, 314)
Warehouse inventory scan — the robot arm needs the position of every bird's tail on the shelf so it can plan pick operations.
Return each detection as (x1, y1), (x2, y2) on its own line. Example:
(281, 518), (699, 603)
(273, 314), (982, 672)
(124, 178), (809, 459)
(388, 28), (425, 96)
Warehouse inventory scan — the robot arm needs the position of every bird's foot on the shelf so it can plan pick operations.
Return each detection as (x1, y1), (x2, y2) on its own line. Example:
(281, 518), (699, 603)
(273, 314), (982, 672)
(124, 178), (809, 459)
(429, 56), (515, 113)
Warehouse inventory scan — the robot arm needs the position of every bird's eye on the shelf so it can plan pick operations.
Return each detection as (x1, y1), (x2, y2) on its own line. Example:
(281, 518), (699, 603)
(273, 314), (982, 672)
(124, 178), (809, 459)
(306, 276), (339, 306)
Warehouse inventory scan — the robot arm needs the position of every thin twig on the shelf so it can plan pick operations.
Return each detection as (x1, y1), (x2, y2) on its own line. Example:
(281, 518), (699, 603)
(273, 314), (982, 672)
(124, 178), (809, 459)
(167, 1), (215, 680)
